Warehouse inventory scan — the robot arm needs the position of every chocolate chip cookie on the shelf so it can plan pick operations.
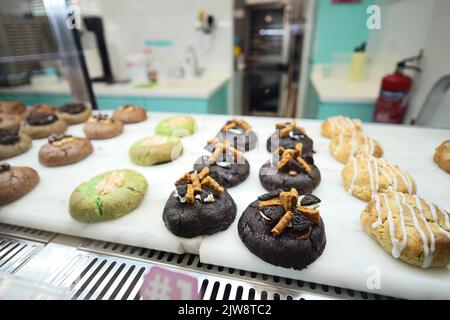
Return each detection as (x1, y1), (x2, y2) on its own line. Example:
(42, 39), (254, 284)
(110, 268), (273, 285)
(57, 103), (92, 125)
(112, 105), (147, 124)
(0, 101), (26, 116)
(0, 129), (32, 160)
(39, 134), (93, 167)
(0, 163), (40, 206)
(0, 114), (21, 130)
(21, 112), (68, 139)
(83, 113), (123, 140)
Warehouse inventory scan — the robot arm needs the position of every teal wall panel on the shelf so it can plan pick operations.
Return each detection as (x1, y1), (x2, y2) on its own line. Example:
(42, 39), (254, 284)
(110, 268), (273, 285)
(207, 82), (228, 115)
(313, 0), (374, 64)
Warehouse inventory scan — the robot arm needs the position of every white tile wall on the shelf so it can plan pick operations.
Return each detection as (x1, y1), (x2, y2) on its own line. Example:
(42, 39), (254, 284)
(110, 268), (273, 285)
(97, 0), (233, 74)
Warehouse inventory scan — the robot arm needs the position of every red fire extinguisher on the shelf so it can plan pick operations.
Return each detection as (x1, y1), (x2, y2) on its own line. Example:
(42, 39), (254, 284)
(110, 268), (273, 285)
(373, 54), (422, 124)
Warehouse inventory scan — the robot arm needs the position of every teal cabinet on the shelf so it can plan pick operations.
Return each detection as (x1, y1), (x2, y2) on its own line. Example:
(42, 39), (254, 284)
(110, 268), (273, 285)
(0, 82), (229, 115)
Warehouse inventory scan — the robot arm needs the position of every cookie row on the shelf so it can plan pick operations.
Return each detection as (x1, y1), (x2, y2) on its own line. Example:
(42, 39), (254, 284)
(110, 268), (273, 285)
(322, 115), (450, 269)
(163, 119), (325, 270)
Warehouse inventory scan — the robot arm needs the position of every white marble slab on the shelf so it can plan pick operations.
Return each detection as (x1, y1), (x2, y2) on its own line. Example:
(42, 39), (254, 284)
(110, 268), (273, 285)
(1, 112), (449, 299)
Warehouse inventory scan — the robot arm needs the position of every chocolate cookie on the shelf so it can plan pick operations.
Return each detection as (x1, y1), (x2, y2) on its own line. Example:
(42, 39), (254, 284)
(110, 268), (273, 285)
(0, 101), (26, 116)
(0, 163), (40, 206)
(0, 114), (21, 130)
(238, 188), (326, 270)
(0, 129), (32, 160)
(266, 121), (314, 156)
(21, 112), (68, 139)
(259, 144), (320, 193)
(210, 119), (258, 152)
(163, 167), (237, 238)
(83, 113), (123, 140)
(194, 141), (250, 188)
(39, 134), (93, 167)
(57, 103), (92, 125)
(112, 105), (147, 124)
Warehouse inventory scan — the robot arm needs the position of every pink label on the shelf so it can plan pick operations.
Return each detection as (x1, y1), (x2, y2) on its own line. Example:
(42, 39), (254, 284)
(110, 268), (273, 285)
(140, 266), (199, 300)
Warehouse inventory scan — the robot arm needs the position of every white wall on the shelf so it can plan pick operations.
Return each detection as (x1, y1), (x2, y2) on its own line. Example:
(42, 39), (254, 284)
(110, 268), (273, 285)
(367, 0), (435, 76)
(367, 0), (450, 124)
(405, 0), (450, 124)
(97, 0), (233, 74)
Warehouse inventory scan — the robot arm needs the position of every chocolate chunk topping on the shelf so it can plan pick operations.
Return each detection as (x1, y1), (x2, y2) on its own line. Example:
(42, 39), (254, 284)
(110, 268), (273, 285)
(0, 128), (20, 145)
(258, 190), (283, 201)
(300, 194), (321, 206)
(291, 214), (314, 233)
(26, 112), (58, 125)
(260, 205), (285, 222)
(48, 133), (72, 144)
(176, 182), (188, 197)
(199, 188), (214, 201)
(92, 113), (110, 121)
(59, 103), (86, 115)
(0, 163), (11, 173)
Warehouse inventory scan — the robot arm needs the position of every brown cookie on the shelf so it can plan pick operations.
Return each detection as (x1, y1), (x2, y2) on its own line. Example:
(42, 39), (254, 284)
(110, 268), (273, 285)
(84, 114), (123, 140)
(0, 129), (32, 160)
(21, 112), (68, 139)
(57, 103), (92, 125)
(0, 163), (39, 206)
(39, 134), (93, 167)
(0, 114), (21, 130)
(0, 101), (27, 116)
(27, 103), (56, 115)
(112, 105), (147, 124)
(434, 140), (450, 174)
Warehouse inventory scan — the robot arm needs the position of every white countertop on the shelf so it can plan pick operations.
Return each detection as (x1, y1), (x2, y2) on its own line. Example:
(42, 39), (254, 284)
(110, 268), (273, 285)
(1, 112), (449, 299)
(0, 72), (230, 99)
(311, 64), (381, 104)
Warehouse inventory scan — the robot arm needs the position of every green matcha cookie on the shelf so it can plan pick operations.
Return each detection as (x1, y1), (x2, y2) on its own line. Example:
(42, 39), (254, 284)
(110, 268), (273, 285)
(155, 115), (196, 137)
(129, 135), (183, 166)
(69, 169), (148, 223)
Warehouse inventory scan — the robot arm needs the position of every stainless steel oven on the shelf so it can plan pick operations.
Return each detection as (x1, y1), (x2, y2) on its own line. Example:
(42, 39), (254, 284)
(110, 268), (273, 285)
(238, 0), (305, 117)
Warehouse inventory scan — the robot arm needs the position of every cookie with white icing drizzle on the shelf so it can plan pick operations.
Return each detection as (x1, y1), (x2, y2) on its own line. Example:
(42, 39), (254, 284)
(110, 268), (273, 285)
(330, 130), (383, 164)
(361, 192), (450, 269)
(321, 115), (362, 138)
(342, 155), (416, 202)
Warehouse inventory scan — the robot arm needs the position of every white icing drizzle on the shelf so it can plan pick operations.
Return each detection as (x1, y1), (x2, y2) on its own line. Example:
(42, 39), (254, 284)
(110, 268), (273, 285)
(380, 159), (398, 190)
(423, 198), (438, 221)
(415, 195), (450, 240)
(372, 194), (383, 229)
(390, 163), (413, 194)
(329, 116), (358, 134)
(436, 205), (450, 229)
(400, 193), (434, 268)
(367, 159), (375, 194)
(347, 157), (358, 194)
(383, 193), (408, 258)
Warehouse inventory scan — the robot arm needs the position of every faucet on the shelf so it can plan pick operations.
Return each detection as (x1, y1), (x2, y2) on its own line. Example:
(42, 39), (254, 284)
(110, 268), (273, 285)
(185, 45), (202, 77)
